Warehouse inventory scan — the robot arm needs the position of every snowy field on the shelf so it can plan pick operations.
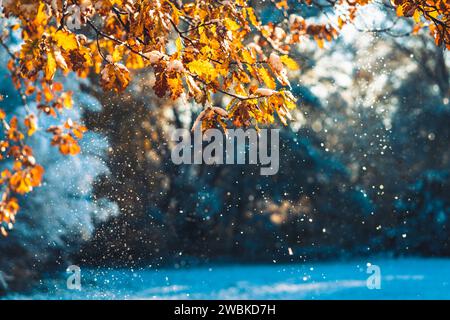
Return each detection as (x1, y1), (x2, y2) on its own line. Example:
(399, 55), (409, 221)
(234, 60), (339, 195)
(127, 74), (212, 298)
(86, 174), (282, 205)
(5, 258), (450, 300)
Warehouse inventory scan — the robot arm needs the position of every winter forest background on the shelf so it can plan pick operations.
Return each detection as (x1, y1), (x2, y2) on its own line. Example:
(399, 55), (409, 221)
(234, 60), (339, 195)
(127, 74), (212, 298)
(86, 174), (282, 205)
(1, 1), (450, 298)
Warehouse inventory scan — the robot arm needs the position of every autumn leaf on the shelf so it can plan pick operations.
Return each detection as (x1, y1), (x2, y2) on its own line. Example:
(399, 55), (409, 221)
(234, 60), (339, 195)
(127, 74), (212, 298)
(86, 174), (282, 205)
(101, 63), (131, 92)
(224, 18), (241, 31)
(281, 55), (299, 70)
(246, 7), (260, 27)
(24, 114), (38, 136)
(257, 67), (276, 90)
(35, 2), (47, 23)
(61, 91), (73, 109)
(396, 4), (404, 17)
(59, 136), (81, 155)
(187, 60), (217, 81)
(10, 165), (44, 194)
(53, 31), (79, 51)
(45, 51), (57, 81)
(413, 10), (421, 23)
(167, 76), (184, 100)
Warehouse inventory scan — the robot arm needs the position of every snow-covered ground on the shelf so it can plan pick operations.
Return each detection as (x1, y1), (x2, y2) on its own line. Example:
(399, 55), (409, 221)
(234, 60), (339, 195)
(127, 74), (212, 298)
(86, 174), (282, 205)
(5, 258), (450, 299)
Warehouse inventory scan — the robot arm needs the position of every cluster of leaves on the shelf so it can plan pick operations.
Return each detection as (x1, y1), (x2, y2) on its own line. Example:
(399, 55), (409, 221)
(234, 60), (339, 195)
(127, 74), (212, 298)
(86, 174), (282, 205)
(0, 109), (43, 236)
(0, 0), (448, 233)
(393, 0), (450, 47)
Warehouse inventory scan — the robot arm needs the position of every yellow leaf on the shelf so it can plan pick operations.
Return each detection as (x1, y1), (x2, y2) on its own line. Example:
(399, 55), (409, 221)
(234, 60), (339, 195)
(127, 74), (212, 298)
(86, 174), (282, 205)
(316, 38), (324, 49)
(45, 51), (57, 81)
(246, 7), (259, 27)
(234, 83), (247, 97)
(199, 27), (209, 45)
(53, 31), (78, 51)
(257, 67), (276, 90)
(126, 53), (145, 69)
(338, 16), (345, 29)
(281, 55), (299, 70)
(175, 37), (183, 52)
(428, 10), (439, 19)
(112, 46), (122, 63)
(241, 49), (256, 64)
(61, 91), (73, 109)
(413, 10), (421, 23)
(34, 2), (48, 27)
(187, 60), (217, 81)
(224, 18), (240, 31)
(167, 76), (184, 100)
